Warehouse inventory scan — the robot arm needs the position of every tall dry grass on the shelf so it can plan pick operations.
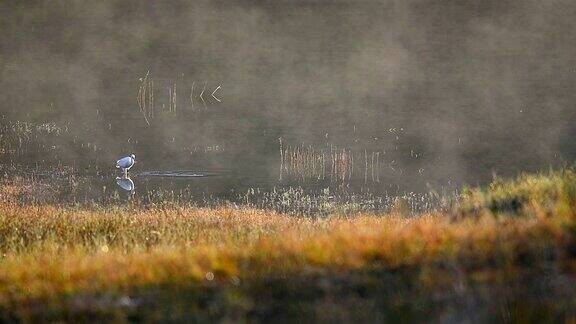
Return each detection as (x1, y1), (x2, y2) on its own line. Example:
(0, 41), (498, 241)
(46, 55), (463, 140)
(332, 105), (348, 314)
(0, 168), (575, 320)
(0, 204), (327, 254)
(0, 203), (573, 306)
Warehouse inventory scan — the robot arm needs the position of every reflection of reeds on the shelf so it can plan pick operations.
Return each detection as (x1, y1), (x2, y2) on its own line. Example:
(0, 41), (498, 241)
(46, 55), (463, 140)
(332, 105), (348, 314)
(139, 74), (218, 117)
(190, 81), (195, 111)
(279, 141), (378, 184)
(364, 149), (368, 184)
(149, 79), (154, 119)
(0, 121), (66, 158)
(279, 142), (325, 181)
(279, 138), (283, 181)
(376, 152), (380, 182)
(136, 71), (153, 126)
(167, 83), (177, 114)
(200, 81), (207, 110)
(172, 82), (177, 114)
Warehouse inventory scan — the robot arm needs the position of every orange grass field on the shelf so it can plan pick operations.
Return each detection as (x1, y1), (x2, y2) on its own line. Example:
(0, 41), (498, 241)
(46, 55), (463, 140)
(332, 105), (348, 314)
(0, 169), (576, 321)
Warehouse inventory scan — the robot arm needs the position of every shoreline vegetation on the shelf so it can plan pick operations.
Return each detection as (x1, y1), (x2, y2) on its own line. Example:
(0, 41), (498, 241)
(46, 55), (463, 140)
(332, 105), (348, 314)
(0, 169), (576, 321)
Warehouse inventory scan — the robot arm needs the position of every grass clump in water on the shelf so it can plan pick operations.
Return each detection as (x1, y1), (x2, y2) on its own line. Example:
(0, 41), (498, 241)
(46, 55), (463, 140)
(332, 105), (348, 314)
(456, 168), (576, 218)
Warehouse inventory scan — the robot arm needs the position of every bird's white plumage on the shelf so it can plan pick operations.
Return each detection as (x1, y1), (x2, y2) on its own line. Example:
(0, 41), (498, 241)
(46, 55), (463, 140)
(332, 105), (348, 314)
(116, 154), (136, 177)
(116, 154), (135, 169)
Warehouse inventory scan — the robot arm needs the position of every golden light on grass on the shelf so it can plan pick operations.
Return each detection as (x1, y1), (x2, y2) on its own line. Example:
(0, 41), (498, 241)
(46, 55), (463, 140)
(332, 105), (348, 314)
(0, 169), (574, 320)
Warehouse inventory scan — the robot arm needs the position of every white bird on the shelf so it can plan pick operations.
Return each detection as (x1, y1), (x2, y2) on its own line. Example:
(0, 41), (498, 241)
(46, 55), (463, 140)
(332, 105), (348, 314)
(116, 154), (136, 177)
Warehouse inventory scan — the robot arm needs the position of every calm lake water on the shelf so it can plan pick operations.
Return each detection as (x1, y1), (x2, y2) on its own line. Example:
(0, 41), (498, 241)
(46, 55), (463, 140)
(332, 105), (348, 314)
(0, 119), (448, 213)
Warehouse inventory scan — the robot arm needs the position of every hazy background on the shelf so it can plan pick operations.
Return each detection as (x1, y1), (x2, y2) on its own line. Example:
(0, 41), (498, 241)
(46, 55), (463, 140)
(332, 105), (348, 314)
(1, 0), (575, 192)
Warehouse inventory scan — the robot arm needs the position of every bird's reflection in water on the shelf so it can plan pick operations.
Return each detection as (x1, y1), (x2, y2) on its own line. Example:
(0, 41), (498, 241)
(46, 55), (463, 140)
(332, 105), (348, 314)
(116, 176), (135, 198)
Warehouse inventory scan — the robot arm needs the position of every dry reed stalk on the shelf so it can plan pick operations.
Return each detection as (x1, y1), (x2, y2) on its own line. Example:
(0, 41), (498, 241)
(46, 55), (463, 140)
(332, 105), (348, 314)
(136, 71), (151, 126)
(284, 148), (290, 175)
(190, 81), (195, 111)
(173, 82), (177, 115)
(168, 87), (172, 112)
(279, 138), (283, 181)
(144, 77), (148, 118)
(292, 145), (296, 177)
(371, 152), (375, 182)
(150, 79), (154, 119)
(376, 152), (380, 182)
(344, 150), (349, 182)
(349, 149), (354, 181)
(200, 81), (207, 110)
(364, 149), (368, 184)
(322, 150), (325, 180)
(279, 142), (362, 183)
(309, 147), (312, 179)
(311, 146), (316, 177)
(331, 145), (335, 182)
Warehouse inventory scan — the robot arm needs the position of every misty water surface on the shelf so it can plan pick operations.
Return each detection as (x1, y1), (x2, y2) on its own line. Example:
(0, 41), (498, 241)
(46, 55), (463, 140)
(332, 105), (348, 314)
(1, 0), (574, 208)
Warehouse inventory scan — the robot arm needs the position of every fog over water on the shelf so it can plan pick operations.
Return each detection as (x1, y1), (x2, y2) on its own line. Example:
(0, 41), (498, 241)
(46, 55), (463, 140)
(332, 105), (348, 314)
(1, 0), (575, 200)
